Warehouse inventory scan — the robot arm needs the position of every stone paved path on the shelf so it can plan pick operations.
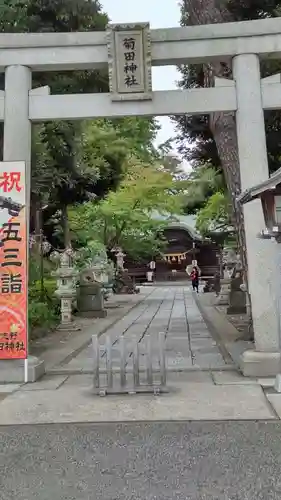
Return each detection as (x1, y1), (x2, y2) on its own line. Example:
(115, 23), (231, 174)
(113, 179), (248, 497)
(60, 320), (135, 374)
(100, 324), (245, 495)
(64, 286), (230, 374)
(0, 286), (277, 424)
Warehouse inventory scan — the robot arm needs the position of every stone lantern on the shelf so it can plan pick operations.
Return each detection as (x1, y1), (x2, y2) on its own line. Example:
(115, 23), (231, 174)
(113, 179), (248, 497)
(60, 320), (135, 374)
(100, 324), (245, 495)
(216, 248), (237, 306)
(238, 167), (281, 240)
(52, 249), (80, 331)
(115, 248), (125, 271)
(238, 166), (281, 386)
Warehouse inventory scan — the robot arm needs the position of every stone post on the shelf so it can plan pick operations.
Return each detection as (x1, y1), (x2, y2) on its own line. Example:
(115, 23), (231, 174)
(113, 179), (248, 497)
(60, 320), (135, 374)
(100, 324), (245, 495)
(116, 249), (125, 270)
(0, 66), (45, 382)
(77, 267), (107, 318)
(216, 249), (235, 306)
(4, 66), (31, 169)
(216, 268), (231, 306)
(233, 54), (280, 375)
(53, 251), (80, 330)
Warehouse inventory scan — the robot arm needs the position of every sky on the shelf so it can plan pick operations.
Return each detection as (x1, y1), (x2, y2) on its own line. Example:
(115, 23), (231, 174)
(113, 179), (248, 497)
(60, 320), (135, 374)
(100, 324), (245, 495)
(101, 0), (180, 149)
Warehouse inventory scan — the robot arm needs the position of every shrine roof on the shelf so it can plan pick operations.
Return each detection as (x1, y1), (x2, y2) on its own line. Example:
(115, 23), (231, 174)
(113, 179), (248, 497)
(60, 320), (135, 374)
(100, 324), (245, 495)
(151, 212), (203, 241)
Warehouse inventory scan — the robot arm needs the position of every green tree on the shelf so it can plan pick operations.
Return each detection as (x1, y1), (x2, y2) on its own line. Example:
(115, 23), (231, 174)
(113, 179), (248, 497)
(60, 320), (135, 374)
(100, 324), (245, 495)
(43, 117), (161, 248)
(107, 117), (160, 162)
(0, 0), (111, 243)
(0, 1), (161, 248)
(174, 0), (281, 276)
(70, 160), (185, 260)
(195, 191), (232, 235)
(184, 166), (224, 214)
(0, 0), (108, 33)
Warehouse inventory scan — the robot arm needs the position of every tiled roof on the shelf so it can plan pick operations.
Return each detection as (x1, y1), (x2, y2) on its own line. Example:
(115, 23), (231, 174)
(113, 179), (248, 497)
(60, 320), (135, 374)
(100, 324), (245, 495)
(151, 212), (203, 241)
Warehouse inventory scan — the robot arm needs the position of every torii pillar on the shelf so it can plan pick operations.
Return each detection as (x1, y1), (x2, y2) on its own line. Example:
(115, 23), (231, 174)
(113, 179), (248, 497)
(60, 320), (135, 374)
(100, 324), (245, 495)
(233, 54), (280, 376)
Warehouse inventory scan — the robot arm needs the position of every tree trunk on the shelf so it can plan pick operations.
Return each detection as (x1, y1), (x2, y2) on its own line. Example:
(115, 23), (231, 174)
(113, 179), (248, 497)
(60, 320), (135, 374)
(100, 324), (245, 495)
(185, 0), (248, 281)
(61, 204), (71, 248)
(29, 193), (42, 258)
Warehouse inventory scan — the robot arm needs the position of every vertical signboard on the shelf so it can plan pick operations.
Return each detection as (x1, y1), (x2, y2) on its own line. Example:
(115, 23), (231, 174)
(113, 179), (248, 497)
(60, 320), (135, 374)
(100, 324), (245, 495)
(0, 162), (27, 359)
(107, 22), (152, 101)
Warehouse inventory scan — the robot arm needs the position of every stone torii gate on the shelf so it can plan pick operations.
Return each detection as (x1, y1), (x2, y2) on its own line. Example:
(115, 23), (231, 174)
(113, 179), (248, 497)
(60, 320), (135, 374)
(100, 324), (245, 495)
(1, 17), (281, 378)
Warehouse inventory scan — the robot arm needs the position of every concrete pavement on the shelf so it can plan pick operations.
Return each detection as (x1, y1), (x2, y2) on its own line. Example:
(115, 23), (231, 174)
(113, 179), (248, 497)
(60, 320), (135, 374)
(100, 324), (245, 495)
(0, 378), (275, 424)
(0, 286), (280, 423)
(1, 286), (281, 499)
(1, 421), (281, 499)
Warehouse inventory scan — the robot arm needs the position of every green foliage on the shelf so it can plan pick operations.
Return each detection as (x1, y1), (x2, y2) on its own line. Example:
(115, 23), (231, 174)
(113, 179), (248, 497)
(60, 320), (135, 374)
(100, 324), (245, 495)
(227, 0), (281, 20)
(175, 0), (281, 175)
(28, 301), (58, 331)
(179, 163), (234, 241)
(29, 278), (58, 304)
(70, 160), (185, 260)
(44, 116), (161, 248)
(184, 166), (224, 214)
(0, 0), (108, 33)
(174, 0), (281, 271)
(28, 252), (55, 280)
(119, 224), (167, 262)
(0, 0), (114, 245)
(74, 240), (107, 270)
(195, 191), (232, 235)
(107, 117), (160, 162)
(28, 256), (60, 335)
(0, 0), (183, 334)
(0, 0), (164, 253)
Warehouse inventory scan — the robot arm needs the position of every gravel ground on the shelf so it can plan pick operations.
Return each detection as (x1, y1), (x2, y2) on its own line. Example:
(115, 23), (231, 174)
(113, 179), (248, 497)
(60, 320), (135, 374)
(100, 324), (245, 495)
(1, 421), (281, 499)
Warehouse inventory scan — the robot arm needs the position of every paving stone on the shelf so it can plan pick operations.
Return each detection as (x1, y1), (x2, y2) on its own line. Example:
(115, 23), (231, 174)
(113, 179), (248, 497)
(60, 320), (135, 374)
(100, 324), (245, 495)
(0, 384), (274, 424)
(194, 338), (213, 346)
(66, 357), (94, 368)
(20, 375), (68, 391)
(63, 374), (93, 387)
(166, 357), (194, 370)
(0, 383), (22, 393)
(266, 393), (281, 417)
(258, 377), (275, 388)
(167, 371), (213, 384)
(193, 347), (220, 356)
(54, 287), (227, 377)
(190, 332), (211, 338)
(212, 371), (258, 385)
(193, 352), (224, 363)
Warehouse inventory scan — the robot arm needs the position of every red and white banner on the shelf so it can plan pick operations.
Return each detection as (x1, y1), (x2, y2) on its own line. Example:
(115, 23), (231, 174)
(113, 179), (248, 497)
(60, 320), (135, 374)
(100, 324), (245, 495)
(0, 162), (27, 359)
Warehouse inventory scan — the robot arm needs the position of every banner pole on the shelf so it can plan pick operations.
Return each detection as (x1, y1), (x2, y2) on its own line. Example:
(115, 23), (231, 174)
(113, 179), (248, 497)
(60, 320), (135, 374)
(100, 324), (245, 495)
(24, 358), (28, 383)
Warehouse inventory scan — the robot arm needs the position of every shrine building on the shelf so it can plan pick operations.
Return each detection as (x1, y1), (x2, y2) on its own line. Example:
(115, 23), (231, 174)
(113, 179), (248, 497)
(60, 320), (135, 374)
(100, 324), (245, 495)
(125, 215), (220, 282)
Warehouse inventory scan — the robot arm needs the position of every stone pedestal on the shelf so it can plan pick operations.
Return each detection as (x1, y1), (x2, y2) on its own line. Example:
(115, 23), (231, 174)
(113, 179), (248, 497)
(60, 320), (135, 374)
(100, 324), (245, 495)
(56, 295), (81, 331)
(77, 271), (107, 318)
(227, 274), (246, 315)
(147, 271), (153, 282)
(203, 280), (212, 293)
(78, 287), (107, 318)
(240, 350), (281, 377)
(0, 356), (45, 383)
(213, 272), (221, 296)
(103, 283), (113, 301)
(56, 319), (81, 331)
(114, 269), (137, 294)
(216, 278), (231, 306)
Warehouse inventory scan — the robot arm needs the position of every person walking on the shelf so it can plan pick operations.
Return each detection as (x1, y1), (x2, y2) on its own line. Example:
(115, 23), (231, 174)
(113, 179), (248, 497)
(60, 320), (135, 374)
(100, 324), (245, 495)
(190, 266), (199, 293)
